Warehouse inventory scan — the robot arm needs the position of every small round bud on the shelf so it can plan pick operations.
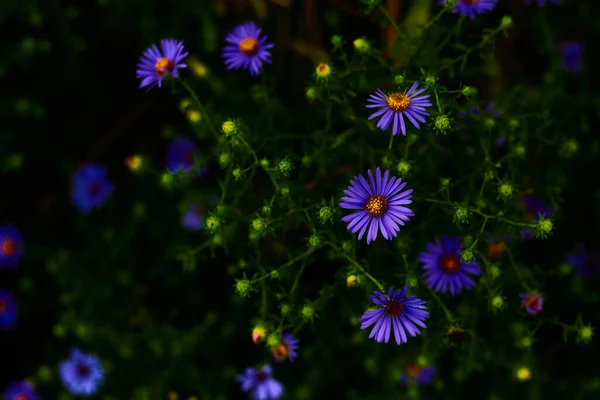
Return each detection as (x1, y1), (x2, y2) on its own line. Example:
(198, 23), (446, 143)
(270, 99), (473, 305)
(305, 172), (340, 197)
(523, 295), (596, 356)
(235, 279), (252, 297)
(315, 62), (332, 80)
(222, 120), (237, 136)
(218, 153), (231, 167)
(406, 276), (418, 288)
(577, 325), (594, 344)
(434, 115), (451, 135)
(259, 158), (270, 169)
(308, 234), (322, 248)
(301, 155), (312, 166)
(520, 336), (533, 349)
(204, 215), (221, 234)
(232, 168), (243, 181)
(280, 187), (290, 197)
(179, 98), (192, 111)
(488, 265), (501, 280)
(342, 241), (352, 252)
(498, 183), (514, 201)
(330, 35), (343, 48)
(37, 365), (53, 382)
(346, 274), (360, 288)
(277, 158), (294, 176)
(318, 207), (333, 224)
(238, 259), (248, 269)
(453, 206), (471, 224)
(397, 160), (411, 176)
(251, 217), (268, 233)
(484, 118), (495, 129)
(280, 303), (291, 316)
(460, 249), (475, 263)
(509, 118), (520, 129)
(270, 270), (280, 279)
(353, 37), (370, 53)
(484, 169), (496, 181)
(160, 172), (175, 190)
(305, 86), (318, 102)
(407, 133), (418, 145)
(381, 155), (392, 168)
(125, 155), (144, 172)
(425, 75), (436, 87)
(212, 234), (223, 246)
(461, 85), (476, 97)
(267, 333), (281, 348)
(261, 205), (272, 215)
(490, 295), (504, 311)
(252, 325), (267, 344)
(393, 75), (405, 86)
(516, 367), (531, 381)
(535, 218), (553, 239)
(186, 110), (201, 123)
(560, 138), (579, 159)
(440, 177), (450, 187)
(75, 323), (89, 339)
(301, 305), (315, 321)
(513, 144), (526, 158)
(500, 16), (513, 29)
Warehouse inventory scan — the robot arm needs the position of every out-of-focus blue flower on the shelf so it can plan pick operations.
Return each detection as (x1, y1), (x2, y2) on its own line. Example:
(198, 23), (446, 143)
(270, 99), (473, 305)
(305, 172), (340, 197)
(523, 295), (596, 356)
(339, 168), (414, 244)
(560, 41), (584, 72)
(271, 332), (299, 362)
(418, 235), (481, 296)
(366, 82), (432, 137)
(359, 285), (429, 345)
(524, 0), (560, 5)
(70, 164), (113, 214)
(223, 22), (274, 76)
(0, 289), (18, 329)
(441, 0), (498, 20)
(0, 225), (23, 268)
(58, 348), (104, 397)
(181, 204), (204, 231)
(4, 381), (39, 400)
(237, 365), (284, 400)
(166, 138), (207, 176)
(136, 39), (188, 91)
(399, 363), (436, 385)
(520, 293), (543, 315)
(566, 245), (600, 277)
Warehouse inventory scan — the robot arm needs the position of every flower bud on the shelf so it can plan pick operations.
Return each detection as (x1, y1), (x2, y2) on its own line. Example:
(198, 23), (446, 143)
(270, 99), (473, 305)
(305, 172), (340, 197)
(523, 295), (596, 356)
(251, 217), (268, 233)
(577, 325), (594, 344)
(453, 206), (471, 224)
(234, 279), (252, 297)
(277, 158), (294, 176)
(301, 305), (315, 321)
(252, 325), (267, 344)
(222, 120), (237, 136)
(497, 183), (514, 201)
(434, 115), (451, 135)
(318, 206), (333, 224)
(397, 160), (411, 177)
(353, 37), (370, 53)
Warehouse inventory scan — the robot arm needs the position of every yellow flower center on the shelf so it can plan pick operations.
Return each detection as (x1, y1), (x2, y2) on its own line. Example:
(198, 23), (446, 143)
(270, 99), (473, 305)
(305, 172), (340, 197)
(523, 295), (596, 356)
(386, 93), (410, 112)
(316, 63), (331, 77)
(239, 37), (258, 56)
(365, 195), (387, 217)
(155, 57), (174, 76)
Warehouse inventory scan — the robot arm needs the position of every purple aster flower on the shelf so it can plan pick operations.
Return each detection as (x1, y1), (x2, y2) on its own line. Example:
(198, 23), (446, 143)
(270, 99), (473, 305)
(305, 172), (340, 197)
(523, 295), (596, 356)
(418, 235), (481, 296)
(271, 332), (299, 362)
(58, 348), (104, 397)
(366, 82), (432, 136)
(0, 225), (23, 268)
(70, 164), (113, 214)
(166, 138), (207, 175)
(441, 0), (498, 20)
(223, 22), (274, 76)
(359, 285), (429, 345)
(524, 196), (552, 220)
(566, 245), (600, 277)
(524, 0), (560, 5)
(136, 39), (188, 91)
(4, 381), (39, 400)
(237, 365), (284, 400)
(560, 41), (584, 72)
(520, 293), (543, 315)
(181, 204), (204, 231)
(339, 168), (414, 244)
(0, 289), (18, 329)
(399, 363), (436, 385)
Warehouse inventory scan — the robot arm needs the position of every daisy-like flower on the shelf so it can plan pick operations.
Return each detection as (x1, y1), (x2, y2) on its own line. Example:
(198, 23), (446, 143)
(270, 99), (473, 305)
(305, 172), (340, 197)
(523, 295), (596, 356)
(4, 381), (39, 400)
(270, 332), (299, 362)
(339, 168), (414, 244)
(58, 348), (104, 397)
(223, 22), (274, 76)
(441, 0), (498, 20)
(0, 225), (23, 268)
(366, 82), (431, 136)
(520, 293), (543, 315)
(181, 204), (204, 231)
(0, 289), (18, 330)
(418, 235), (481, 296)
(399, 363), (436, 386)
(524, 0), (560, 5)
(136, 39), (188, 91)
(166, 138), (207, 175)
(359, 285), (429, 345)
(560, 41), (584, 72)
(238, 365), (284, 400)
(70, 164), (114, 214)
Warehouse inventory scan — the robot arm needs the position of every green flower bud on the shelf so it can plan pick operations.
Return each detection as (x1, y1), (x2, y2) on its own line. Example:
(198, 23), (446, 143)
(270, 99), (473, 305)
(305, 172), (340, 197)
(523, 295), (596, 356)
(318, 206), (333, 224)
(460, 249), (475, 263)
(259, 158), (270, 169)
(37, 365), (53, 382)
(490, 295), (504, 311)
(393, 74), (405, 86)
(222, 120), (237, 136)
(160, 172), (175, 190)
(498, 183), (514, 201)
(251, 217), (268, 233)
(488, 265), (501, 280)
(397, 160), (411, 176)
(500, 15), (513, 29)
(342, 241), (352, 252)
(204, 215), (221, 234)
(234, 279), (252, 297)
(484, 118), (495, 129)
(560, 138), (579, 159)
(484, 169), (496, 181)
(233, 167), (243, 181)
(267, 333), (281, 347)
(238, 259), (247, 269)
(212, 234), (223, 246)
(535, 218), (553, 239)
(261, 205), (272, 215)
(179, 98), (192, 111)
(305, 86), (318, 102)
(434, 115), (451, 135)
(75, 323), (89, 339)
(461, 85), (476, 97)
(281, 303), (291, 316)
(270, 270), (280, 279)
(219, 153), (231, 167)
(301, 305), (315, 321)
(301, 155), (312, 166)
(308, 234), (322, 248)
(406, 276), (418, 288)
(353, 37), (370, 53)
(513, 144), (526, 158)
(453, 206), (471, 224)
(509, 118), (520, 129)
(519, 336), (533, 349)
(577, 325), (594, 344)
(280, 187), (290, 197)
(277, 158), (294, 176)
(440, 177), (451, 187)
(425, 75), (436, 87)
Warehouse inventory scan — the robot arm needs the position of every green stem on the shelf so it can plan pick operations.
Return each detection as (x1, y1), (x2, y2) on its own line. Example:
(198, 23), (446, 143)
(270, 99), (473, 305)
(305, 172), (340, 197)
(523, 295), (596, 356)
(505, 247), (531, 292)
(326, 242), (385, 292)
(179, 79), (219, 138)
(289, 260), (308, 298)
(422, 278), (455, 322)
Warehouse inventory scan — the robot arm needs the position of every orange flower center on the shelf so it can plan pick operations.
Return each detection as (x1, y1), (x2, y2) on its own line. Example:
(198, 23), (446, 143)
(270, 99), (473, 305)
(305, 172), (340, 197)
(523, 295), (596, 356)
(488, 240), (505, 258)
(525, 295), (539, 309)
(16, 394), (28, 400)
(406, 362), (421, 378)
(384, 299), (404, 317)
(1, 238), (15, 256)
(0, 299), (6, 312)
(386, 93), (410, 112)
(239, 37), (258, 56)
(271, 342), (289, 361)
(439, 254), (460, 273)
(365, 195), (387, 217)
(460, 0), (480, 4)
(155, 57), (174, 76)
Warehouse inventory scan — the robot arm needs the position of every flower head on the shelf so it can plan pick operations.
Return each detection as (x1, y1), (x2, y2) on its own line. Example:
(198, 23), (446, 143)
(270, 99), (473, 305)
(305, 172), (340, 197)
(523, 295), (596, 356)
(418, 235), (481, 295)
(520, 293), (543, 315)
(166, 138), (207, 175)
(270, 332), (299, 362)
(4, 381), (39, 400)
(441, 0), (498, 20)
(399, 363), (436, 385)
(340, 168), (414, 244)
(0, 289), (18, 329)
(0, 225), (23, 268)
(366, 82), (431, 136)
(237, 365), (283, 400)
(223, 22), (274, 76)
(136, 39), (188, 91)
(359, 285), (429, 345)
(181, 204), (204, 231)
(58, 348), (104, 396)
(560, 41), (584, 72)
(70, 164), (113, 214)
